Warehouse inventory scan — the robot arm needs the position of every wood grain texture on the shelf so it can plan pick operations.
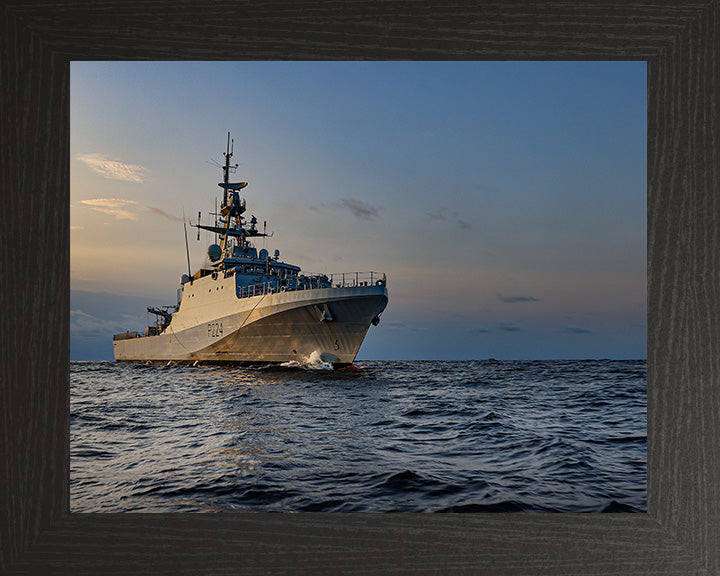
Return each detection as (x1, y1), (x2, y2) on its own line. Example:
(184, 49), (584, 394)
(1, 1), (717, 574)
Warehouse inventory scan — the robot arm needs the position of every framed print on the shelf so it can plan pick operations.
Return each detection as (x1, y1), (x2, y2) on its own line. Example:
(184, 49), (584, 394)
(1, 1), (718, 574)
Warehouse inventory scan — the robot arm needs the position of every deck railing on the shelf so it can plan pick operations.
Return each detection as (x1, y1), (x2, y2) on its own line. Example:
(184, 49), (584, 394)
(113, 331), (141, 341)
(235, 271), (386, 299)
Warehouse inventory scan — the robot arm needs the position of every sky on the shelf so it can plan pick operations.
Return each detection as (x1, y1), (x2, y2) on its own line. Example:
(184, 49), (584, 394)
(70, 61), (646, 361)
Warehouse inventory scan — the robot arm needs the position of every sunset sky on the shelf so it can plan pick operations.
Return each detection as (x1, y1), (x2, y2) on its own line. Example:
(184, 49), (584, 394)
(70, 61), (646, 361)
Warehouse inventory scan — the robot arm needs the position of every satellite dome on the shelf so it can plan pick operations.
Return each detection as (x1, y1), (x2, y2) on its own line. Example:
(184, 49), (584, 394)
(259, 248), (269, 260)
(207, 244), (222, 261)
(274, 249), (280, 259)
(181, 274), (190, 284)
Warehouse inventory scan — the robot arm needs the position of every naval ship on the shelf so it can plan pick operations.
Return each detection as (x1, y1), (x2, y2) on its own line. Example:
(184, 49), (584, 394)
(113, 134), (388, 367)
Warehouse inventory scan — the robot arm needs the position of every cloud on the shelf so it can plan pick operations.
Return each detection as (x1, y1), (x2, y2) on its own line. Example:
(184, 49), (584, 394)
(427, 207), (471, 229)
(70, 309), (135, 337)
(468, 326), (489, 334)
(79, 199), (184, 223)
(322, 198), (381, 221)
(562, 326), (592, 334)
(82, 198), (136, 208)
(497, 322), (522, 332)
(497, 293), (540, 303)
(70, 226), (84, 230)
(76, 153), (148, 183)
(145, 206), (184, 222)
(382, 320), (426, 333)
(80, 198), (138, 221)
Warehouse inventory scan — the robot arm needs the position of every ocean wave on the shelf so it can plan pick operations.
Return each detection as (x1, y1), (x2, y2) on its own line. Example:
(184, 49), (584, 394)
(71, 359), (647, 513)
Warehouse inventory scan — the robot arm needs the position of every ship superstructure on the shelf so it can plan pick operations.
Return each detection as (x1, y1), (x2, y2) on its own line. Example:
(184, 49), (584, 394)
(113, 133), (388, 366)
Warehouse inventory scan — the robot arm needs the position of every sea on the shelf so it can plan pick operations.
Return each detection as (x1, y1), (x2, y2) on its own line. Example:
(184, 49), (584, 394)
(70, 359), (646, 513)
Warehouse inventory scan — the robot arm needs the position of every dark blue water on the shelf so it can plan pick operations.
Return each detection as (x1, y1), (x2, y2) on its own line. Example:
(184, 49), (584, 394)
(70, 360), (646, 513)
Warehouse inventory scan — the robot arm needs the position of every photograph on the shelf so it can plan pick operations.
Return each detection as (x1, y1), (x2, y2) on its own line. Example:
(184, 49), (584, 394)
(70, 61), (646, 513)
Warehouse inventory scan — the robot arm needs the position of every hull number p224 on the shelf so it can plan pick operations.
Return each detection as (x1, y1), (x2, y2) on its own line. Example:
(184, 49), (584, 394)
(208, 322), (223, 338)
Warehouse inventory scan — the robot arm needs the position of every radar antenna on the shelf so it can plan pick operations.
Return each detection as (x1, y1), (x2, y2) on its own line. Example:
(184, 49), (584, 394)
(192, 132), (273, 263)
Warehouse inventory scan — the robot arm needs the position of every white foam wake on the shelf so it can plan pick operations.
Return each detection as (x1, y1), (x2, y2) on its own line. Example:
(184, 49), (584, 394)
(280, 350), (334, 370)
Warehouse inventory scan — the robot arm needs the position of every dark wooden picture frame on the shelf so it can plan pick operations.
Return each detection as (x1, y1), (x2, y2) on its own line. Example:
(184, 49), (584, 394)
(1, 2), (717, 574)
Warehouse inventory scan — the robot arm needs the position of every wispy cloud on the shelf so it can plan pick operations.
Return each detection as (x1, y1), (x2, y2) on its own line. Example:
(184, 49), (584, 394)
(468, 326), (489, 334)
(80, 199), (184, 223)
(80, 198), (138, 221)
(562, 326), (592, 334)
(321, 198), (381, 221)
(497, 321), (522, 332)
(427, 207), (470, 229)
(70, 226), (84, 231)
(382, 320), (426, 333)
(145, 206), (184, 222)
(71, 309), (135, 337)
(76, 153), (148, 183)
(383, 320), (406, 332)
(497, 294), (540, 303)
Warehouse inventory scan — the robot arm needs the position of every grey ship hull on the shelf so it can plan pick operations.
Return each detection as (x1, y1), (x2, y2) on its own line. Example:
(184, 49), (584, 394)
(114, 284), (387, 366)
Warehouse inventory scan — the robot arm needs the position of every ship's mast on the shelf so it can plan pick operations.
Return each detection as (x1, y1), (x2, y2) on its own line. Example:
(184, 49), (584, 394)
(219, 133), (238, 253)
(193, 132), (271, 266)
(222, 132), (232, 205)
